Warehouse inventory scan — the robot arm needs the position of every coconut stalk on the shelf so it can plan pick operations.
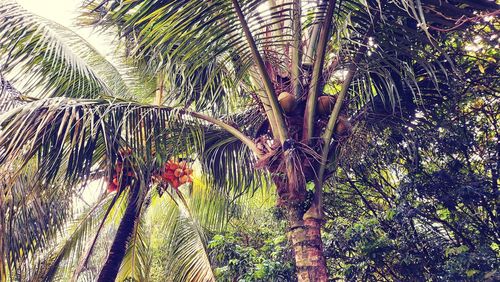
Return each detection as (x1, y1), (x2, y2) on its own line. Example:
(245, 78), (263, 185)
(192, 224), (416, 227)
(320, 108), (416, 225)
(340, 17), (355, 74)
(305, 25), (374, 220)
(304, 0), (326, 65)
(249, 74), (280, 140)
(291, 0), (302, 99)
(231, 0), (288, 144)
(303, 0), (336, 142)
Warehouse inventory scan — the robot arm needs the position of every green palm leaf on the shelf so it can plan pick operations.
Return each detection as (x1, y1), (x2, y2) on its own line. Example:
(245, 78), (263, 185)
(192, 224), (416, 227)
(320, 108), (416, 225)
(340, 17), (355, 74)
(34, 191), (121, 281)
(0, 0), (137, 99)
(1, 162), (72, 280)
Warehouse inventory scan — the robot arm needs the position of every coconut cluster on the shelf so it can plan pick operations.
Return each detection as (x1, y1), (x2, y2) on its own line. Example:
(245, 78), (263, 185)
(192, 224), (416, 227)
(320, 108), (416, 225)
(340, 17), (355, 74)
(161, 160), (193, 189)
(107, 160), (135, 193)
(277, 91), (351, 136)
(107, 147), (134, 193)
(107, 148), (193, 193)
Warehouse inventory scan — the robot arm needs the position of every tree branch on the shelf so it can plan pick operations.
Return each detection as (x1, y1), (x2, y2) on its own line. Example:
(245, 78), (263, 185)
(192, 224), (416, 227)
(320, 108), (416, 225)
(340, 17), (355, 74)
(183, 108), (262, 157)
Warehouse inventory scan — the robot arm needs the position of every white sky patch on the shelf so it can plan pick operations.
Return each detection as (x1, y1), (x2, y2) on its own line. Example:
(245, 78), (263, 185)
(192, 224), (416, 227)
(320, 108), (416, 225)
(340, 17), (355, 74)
(17, 0), (80, 27)
(17, 0), (112, 57)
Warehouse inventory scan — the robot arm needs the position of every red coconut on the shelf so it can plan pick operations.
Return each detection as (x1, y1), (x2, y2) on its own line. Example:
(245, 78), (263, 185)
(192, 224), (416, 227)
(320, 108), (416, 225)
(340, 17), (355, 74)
(107, 182), (118, 193)
(161, 159), (194, 189)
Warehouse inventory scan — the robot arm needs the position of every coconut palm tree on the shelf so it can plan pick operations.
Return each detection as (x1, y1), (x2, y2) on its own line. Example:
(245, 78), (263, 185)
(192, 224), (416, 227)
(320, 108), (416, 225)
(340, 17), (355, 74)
(0, 2), (231, 281)
(0, 0), (498, 281)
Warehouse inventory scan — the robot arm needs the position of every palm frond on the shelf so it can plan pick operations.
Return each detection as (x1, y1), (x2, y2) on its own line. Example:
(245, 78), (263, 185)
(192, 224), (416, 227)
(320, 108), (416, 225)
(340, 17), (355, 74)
(0, 98), (207, 186)
(187, 179), (233, 233)
(0, 1), (136, 99)
(81, 0), (498, 118)
(80, 0), (300, 114)
(145, 188), (216, 282)
(33, 191), (120, 281)
(0, 96), (270, 205)
(202, 127), (263, 198)
(1, 161), (72, 281)
(166, 190), (216, 282)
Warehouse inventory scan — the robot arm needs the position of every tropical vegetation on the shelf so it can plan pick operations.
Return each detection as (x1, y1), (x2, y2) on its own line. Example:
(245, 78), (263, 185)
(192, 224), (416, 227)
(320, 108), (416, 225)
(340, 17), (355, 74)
(0, 0), (498, 281)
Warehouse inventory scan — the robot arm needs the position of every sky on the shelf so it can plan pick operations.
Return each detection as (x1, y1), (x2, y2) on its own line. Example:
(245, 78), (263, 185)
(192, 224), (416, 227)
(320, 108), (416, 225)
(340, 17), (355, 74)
(17, 0), (80, 27)
(17, 0), (111, 56)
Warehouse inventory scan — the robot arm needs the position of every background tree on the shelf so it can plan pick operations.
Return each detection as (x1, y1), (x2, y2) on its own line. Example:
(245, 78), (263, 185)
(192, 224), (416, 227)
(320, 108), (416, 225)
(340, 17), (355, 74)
(0, 2), (223, 281)
(319, 13), (499, 281)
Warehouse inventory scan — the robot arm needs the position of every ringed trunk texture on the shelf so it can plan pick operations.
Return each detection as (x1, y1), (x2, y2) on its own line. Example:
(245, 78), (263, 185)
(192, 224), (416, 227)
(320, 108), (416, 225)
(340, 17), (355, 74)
(97, 184), (142, 282)
(288, 204), (328, 282)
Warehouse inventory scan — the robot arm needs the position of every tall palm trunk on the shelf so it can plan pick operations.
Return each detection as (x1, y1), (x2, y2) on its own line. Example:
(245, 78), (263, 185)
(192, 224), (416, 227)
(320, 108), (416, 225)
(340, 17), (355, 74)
(97, 184), (142, 282)
(287, 203), (328, 281)
(0, 195), (6, 282)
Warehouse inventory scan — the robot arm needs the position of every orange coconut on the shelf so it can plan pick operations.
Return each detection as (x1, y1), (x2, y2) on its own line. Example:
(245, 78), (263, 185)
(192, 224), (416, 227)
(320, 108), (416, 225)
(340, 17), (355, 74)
(174, 168), (183, 177)
(180, 175), (190, 184)
(317, 95), (337, 116)
(107, 182), (118, 193)
(178, 160), (187, 169)
(278, 91), (296, 113)
(335, 116), (352, 136)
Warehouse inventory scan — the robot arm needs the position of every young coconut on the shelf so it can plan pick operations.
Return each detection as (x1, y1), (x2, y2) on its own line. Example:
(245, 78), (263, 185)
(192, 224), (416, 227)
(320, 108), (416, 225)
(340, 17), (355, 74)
(278, 91), (296, 113)
(107, 182), (118, 193)
(317, 95), (337, 116)
(335, 116), (352, 136)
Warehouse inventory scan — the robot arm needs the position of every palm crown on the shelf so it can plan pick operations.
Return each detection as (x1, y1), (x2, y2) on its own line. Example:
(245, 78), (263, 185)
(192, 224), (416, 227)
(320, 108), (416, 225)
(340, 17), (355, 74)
(0, 0), (497, 281)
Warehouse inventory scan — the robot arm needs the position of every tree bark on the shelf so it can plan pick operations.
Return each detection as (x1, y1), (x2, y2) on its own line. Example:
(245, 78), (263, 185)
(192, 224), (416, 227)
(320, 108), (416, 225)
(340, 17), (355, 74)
(287, 204), (328, 282)
(97, 184), (142, 282)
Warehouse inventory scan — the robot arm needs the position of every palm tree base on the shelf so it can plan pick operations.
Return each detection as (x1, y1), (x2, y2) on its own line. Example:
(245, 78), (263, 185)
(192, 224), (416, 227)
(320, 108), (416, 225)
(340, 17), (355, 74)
(288, 205), (328, 282)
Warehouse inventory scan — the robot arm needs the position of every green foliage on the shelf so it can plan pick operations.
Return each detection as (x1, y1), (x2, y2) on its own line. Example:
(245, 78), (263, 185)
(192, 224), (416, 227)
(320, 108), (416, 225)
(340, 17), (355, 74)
(208, 208), (295, 282)
(0, 1), (141, 99)
(319, 17), (500, 281)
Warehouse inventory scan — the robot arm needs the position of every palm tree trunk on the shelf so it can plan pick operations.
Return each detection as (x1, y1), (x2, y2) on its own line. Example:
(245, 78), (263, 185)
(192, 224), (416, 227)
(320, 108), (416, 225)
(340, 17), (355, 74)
(287, 204), (328, 282)
(0, 200), (6, 282)
(97, 184), (142, 282)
